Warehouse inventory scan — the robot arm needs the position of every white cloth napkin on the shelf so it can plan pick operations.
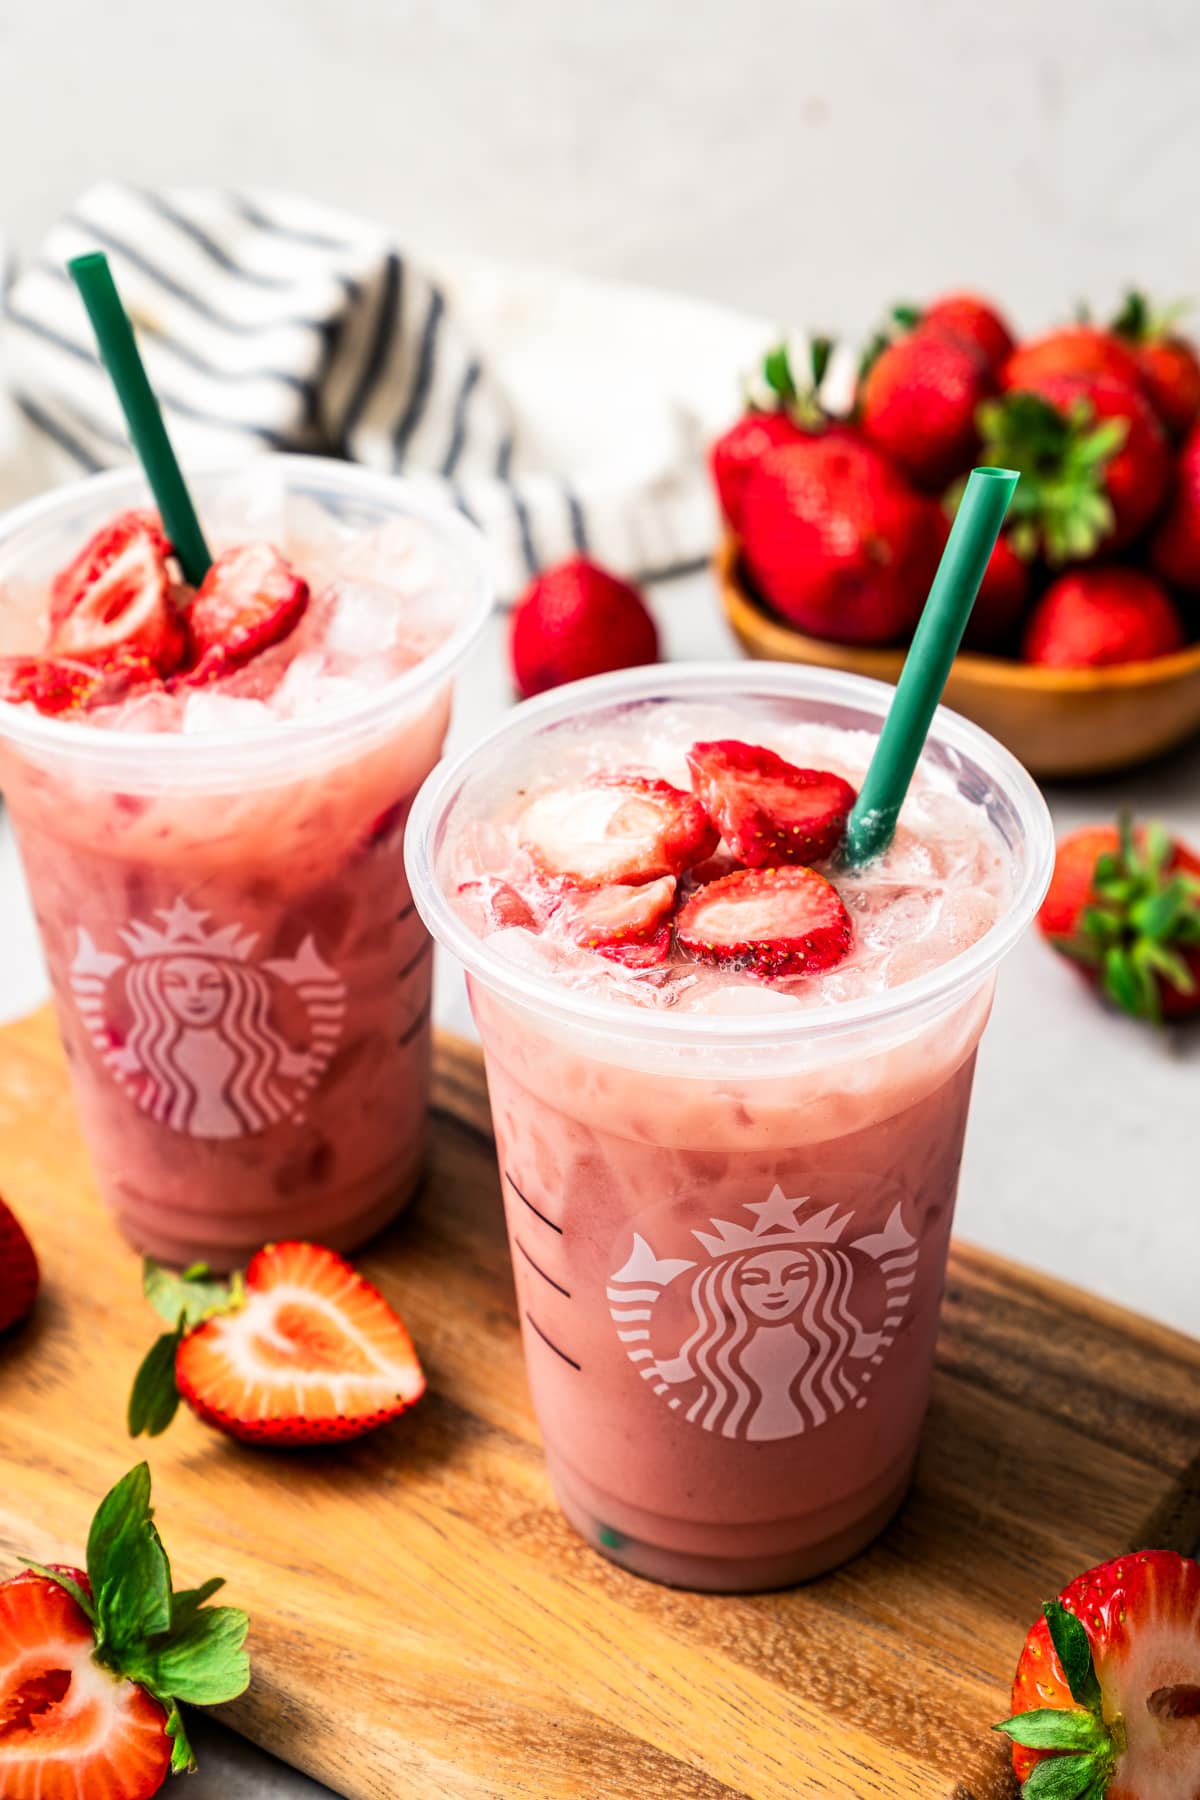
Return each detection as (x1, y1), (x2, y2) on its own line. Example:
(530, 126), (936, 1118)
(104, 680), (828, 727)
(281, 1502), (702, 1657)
(0, 185), (773, 598)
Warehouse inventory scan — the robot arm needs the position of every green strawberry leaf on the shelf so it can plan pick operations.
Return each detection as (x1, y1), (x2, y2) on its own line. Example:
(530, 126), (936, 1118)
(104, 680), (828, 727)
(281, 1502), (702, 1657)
(18, 1560), (96, 1623)
(994, 1709), (1107, 1751)
(128, 1326), (184, 1439)
(1043, 1600), (1104, 1715)
(1022, 1751), (1104, 1800)
(809, 334), (834, 391)
(761, 343), (798, 406)
(144, 1604), (251, 1705)
(143, 1257), (235, 1328)
(164, 1699), (197, 1775)
(87, 1464), (173, 1656)
(1102, 946), (1158, 1021)
(171, 1576), (226, 1632)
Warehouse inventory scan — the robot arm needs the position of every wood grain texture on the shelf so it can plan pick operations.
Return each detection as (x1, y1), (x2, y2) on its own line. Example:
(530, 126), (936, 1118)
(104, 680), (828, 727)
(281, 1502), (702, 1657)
(0, 1007), (1196, 1800)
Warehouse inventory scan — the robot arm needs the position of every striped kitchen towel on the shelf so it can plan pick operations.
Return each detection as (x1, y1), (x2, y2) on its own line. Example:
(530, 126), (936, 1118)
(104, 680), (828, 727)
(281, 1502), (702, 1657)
(0, 184), (772, 599)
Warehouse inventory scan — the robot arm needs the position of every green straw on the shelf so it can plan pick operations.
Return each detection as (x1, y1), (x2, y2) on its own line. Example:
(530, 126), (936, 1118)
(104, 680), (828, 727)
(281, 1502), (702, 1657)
(842, 466), (1019, 868)
(68, 252), (212, 586)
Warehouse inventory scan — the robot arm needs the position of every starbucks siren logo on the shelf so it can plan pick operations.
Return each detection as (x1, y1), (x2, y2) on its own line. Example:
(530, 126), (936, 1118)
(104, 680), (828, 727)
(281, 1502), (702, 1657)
(69, 898), (345, 1139)
(608, 1187), (919, 1440)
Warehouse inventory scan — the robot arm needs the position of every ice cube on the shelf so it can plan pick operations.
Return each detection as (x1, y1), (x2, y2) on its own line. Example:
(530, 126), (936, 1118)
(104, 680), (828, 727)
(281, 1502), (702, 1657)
(691, 984), (806, 1015)
(338, 517), (443, 589)
(271, 651), (365, 719)
(323, 582), (400, 656)
(181, 691), (273, 734)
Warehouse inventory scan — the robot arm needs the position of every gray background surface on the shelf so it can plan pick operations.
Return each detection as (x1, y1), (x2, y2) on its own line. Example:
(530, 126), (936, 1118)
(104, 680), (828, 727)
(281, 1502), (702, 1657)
(0, 3), (1197, 1793)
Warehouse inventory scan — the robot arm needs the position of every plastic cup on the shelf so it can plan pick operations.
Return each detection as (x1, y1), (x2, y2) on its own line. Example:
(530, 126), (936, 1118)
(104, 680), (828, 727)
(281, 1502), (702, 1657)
(406, 663), (1053, 1592)
(0, 458), (490, 1269)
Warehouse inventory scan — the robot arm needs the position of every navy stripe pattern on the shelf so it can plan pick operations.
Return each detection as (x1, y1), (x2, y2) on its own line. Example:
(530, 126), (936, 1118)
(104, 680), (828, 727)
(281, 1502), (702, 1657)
(2, 183), (722, 596)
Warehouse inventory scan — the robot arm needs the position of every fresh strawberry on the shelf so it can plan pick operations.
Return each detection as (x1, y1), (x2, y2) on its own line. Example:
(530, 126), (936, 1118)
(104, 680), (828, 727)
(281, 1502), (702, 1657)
(0, 652), (164, 718)
(963, 532), (1032, 652)
(685, 740), (855, 867)
(516, 773), (717, 887)
(0, 1463), (249, 1788)
(980, 377), (1171, 561)
(183, 542), (309, 682)
(1111, 291), (1200, 437)
(739, 435), (944, 644)
(129, 1244), (425, 1446)
(1001, 324), (1145, 396)
(675, 865), (852, 980)
(1023, 569), (1184, 669)
(711, 410), (806, 533)
(1038, 818), (1200, 1022)
(995, 1550), (1200, 1798)
(1151, 423), (1200, 593)
(559, 875), (676, 967)
(919, 292), (1015, 371)
(508, 557), (658, 699)
(48, 511), (186, 676)
(859, 326), (994, 490)
(0, 1196), (38, 1332)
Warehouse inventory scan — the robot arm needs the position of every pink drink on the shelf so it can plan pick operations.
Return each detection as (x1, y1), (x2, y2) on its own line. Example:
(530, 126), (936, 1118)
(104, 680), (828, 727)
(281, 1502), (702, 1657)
(407, 666), (1053, 1590)
(0, 461), (489, 1268)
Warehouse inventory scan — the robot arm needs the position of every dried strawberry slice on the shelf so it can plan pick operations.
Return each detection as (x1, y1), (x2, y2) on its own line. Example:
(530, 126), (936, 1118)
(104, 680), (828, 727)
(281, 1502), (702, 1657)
(184, 542), (310, 682)
(517, 774), (718, 887)
(0, 651), (163, 718)
(676, 865), (852, 979)
(561, 874), (676, 966)
(48, 510), (186, 676)
(686, 740), (856, 868)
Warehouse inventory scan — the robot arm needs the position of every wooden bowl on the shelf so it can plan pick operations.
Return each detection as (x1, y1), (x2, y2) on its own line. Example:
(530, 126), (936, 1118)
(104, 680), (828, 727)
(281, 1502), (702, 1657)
(717, 535), (1200, 779)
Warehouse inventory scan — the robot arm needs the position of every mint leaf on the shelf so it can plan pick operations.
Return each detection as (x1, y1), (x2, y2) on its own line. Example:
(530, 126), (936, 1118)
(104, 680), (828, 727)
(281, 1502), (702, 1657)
(87, 1464), (172, 1656)
(18, 1561), (96, 1623)
(147, 1605), (251, 1705)
(1022, 1751), (1102, 1799)
(143, 1258), (232, 1328)
(128, 1328), (184, 1438)
(995, 1709), (1106, 1751)
(1044, 1600), (1104, 1715)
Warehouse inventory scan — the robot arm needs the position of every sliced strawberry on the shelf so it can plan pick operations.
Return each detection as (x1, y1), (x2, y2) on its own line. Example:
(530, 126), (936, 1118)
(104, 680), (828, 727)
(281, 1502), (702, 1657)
(676, 865), (852, 979)
(998, 1550), (1200, 1799)
(458, 878), (542, 931)
(560, 874), (676, 966)
(686, 740), (856, 868)
(0, 653), (165, 719)
(48, 511), (185, 676)
(183, 542), (309, 682)
(0, 1197), (38, 1332)
(0, 1569), (171, 1800)
(516, 773), (718, 888)
(171, 1242), (424, 1445)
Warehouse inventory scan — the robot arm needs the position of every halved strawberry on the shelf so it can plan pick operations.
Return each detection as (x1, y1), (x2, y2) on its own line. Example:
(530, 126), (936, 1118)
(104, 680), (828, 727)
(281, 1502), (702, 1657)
(516, 773), (718, 888)
(0, 1196), (38, 1332)
(183, 543), (309, 682)
(996, 1550), (1200, 1799)
(560, 874), (676, 967)
(686, 740), (856, 868)
(1, 1464), (249, 1787)
(131, 1243), (425, 1447)
(675, 865), (853, 979)
(48, 511), (186, 676)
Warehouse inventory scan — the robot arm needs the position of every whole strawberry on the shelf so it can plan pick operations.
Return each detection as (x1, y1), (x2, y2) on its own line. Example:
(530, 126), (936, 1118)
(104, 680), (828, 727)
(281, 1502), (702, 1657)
(995, 1550), (1200, 1797)
(129, 1244), (425, 1445)
(1, 1463), (249, 1792)
(980, 377), (1170, 561)
(509, 557), (658, 699)
(859, 327), (993, 490)
(711, 410), (805, 532)
(963, 532), (1032, 653)
(1001, 323), (1145, 395)
(0, 1195), (38, 1331)
(711, 337), (841, 532)
(739, 435), (944, 645)
(1023, 569), (1184, 669)
(1151, 421), (1200, 593)
(919, 292), (1015, 371)
(1111, 290), (1200, 437)
(1038, 818), (1200, 1021)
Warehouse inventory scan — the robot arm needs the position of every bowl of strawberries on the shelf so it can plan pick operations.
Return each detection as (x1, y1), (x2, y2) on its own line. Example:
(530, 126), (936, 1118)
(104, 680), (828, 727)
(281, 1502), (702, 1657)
(714, 294), (1200, 778)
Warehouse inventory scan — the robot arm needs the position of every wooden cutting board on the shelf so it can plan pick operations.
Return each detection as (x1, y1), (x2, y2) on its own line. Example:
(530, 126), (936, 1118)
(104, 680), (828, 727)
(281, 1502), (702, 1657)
(0, 1005), (1197, 1800)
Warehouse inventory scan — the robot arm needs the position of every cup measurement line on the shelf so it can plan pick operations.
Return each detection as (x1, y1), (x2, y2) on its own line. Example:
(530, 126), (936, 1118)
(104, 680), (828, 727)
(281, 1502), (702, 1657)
(397, 1000), (433, 1047)
(525, 1310), (581, 1371)
(505, 1172), (563, 1235)
(515, 1236), (571, 1298)
(396, 938), (434, 983)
